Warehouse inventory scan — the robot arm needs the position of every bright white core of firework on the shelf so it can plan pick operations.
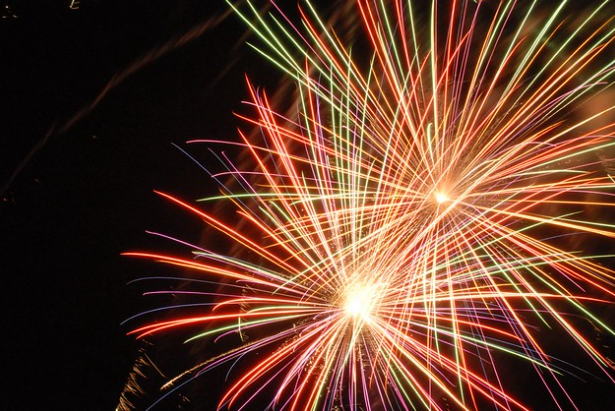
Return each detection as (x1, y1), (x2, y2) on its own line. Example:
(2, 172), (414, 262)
(343, 284), (381, 322)
(435, 191), (450, 204)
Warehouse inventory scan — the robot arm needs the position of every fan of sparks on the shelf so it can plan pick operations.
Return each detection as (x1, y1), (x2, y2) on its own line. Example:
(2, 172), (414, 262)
(126, 1), (615, 410)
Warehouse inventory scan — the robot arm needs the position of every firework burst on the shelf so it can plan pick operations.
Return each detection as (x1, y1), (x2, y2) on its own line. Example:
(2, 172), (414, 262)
(126, 1), (615, 410)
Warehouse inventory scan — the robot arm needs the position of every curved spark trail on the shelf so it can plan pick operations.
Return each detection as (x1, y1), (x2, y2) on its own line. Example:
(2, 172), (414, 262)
(126, 1), (615, 410)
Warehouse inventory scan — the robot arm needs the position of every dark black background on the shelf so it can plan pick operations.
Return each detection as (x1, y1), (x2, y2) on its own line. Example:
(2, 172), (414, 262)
(1, 1), (262, 409)
(1, 1), (614, 410)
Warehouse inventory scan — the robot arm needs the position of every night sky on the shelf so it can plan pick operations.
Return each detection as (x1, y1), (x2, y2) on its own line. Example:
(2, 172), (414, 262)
(2, 1), (263, 409)
(2, 1), (615, 411)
